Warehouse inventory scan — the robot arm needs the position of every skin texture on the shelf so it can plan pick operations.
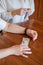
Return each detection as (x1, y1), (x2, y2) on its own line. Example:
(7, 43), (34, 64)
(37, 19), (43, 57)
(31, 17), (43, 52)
(4, 22), (38, 41)
(0, 40), (32, 59)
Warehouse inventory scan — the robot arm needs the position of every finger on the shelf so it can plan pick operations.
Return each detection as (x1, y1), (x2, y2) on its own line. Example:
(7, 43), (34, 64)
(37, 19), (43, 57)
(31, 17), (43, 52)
(23, 48), (31, 51)
(24, 52), (32, 54)
(33, 33), (38, 41)
(33, 36), (37, 41)
(21, 54), (28, 58)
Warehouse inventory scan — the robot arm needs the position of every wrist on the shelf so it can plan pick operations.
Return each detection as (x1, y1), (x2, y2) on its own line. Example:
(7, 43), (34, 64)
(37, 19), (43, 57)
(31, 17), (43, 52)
(26, 29), (31, 35)
(0, 47), (13, 59)
(25, 28), (31, 35)
(6, 47), (14, 56)
(25, 28), (28, 35)
(8, 46), (16, 55)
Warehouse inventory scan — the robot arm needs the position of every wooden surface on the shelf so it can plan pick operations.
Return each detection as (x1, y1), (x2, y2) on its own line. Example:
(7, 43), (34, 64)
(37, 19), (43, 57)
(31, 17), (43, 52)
(38, 0), (43, 18)
(0, 19), (43, 65)
(30, 0), (43, 19)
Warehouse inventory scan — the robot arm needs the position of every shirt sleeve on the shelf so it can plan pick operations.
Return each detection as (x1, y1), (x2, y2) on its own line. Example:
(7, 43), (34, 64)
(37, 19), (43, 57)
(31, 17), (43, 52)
(21, 0), (35, 16)
(0, 18), (7, 31)
(0, 0), (7, 14)
(21, 0), (31, 8)
(29, 0), (35, 16)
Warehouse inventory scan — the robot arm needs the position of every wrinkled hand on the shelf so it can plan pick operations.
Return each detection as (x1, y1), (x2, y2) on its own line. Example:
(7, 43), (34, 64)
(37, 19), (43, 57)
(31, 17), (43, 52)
(10, 42), (32, 58)
(26, 29), (38, 41)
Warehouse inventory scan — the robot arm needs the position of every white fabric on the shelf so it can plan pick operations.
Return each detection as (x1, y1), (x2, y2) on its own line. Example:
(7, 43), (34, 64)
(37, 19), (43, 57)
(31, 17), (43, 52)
(0, 0), (7, 13)
(0, 0), (35, 15)
(0, 18), (7, 30)
(0, 0), (35, 23)
(1, 12), (13, 21)
(13, 15), (25, 23)
(13, 14), (29, 23)
(29, 0), (35, 16)
(0, 6), (6, 13)
(6, 0), (22, 10)
(21, 0), (30, 8)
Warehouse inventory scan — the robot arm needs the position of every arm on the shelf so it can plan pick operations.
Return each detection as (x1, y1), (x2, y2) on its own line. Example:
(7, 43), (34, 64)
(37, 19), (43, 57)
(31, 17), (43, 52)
(4, 22), (26, 34)
(0, 18), (38, 41)
(4, 22), (38, 41)
(0, 48), (11, 59)
(0, 43), (32, 59)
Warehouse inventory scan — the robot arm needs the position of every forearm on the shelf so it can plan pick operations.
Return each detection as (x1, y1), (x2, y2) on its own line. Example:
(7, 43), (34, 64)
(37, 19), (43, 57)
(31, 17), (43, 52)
(4, 23), (26, 34)
(0, 48), (12, 59)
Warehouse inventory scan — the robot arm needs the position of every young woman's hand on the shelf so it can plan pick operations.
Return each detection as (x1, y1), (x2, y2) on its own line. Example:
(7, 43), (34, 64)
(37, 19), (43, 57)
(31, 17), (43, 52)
(10, 42), (32, 58)
(26, 29), (38, 41)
